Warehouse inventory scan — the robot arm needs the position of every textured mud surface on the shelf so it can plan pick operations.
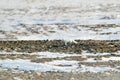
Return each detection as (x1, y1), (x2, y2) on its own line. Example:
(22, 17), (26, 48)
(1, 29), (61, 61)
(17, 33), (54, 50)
(0, 40), (120, 53)
(0, 69), (120, 80)
(0, 40), (120, 80)
(0, 0), (120, 79)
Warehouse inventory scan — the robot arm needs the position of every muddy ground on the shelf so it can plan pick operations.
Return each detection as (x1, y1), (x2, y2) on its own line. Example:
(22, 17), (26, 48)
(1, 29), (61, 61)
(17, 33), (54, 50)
(0, 40), (120, 80)
(0, 40), (120, 53)
(0, 69), (120, 80)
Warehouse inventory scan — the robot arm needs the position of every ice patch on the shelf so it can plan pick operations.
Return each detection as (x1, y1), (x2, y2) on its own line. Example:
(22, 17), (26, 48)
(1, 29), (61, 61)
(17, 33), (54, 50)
(0, 0), (120, 40)
(34, 52), (81, 58)
(45, 60), (79, 66)
(0, 59), (79, 72)
(80, 65), (112, 73)
(0, 59), (114, 72)
(102, 57), (120, 61)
